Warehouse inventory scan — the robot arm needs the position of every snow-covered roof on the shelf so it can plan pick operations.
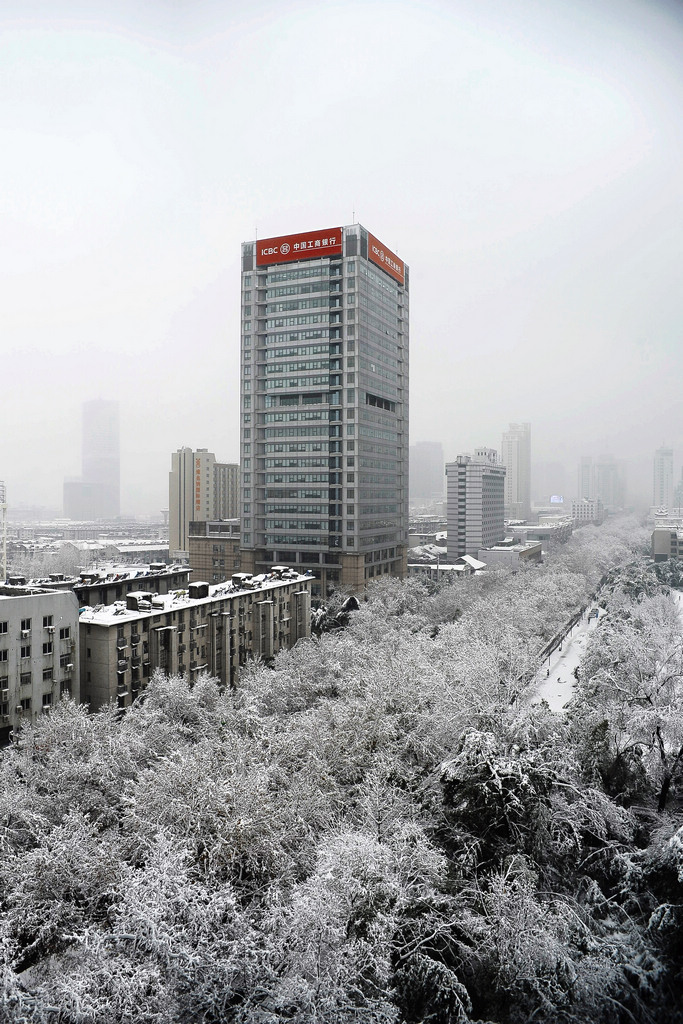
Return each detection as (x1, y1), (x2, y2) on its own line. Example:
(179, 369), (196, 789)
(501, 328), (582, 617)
(79, 570), (311, 626)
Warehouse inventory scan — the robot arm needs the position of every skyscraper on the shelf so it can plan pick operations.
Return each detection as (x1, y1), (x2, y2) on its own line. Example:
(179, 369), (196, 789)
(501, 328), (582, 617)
(63, 399), (120, 519)
(653, 446), (674, 510)
(82, 399), (120, 518)
(446, 448), (506, 560)
(410, 442), (444, 507)
(240, 223), (409, 596)
(501, 422), (531, 520)
(168, 448), (240, 558)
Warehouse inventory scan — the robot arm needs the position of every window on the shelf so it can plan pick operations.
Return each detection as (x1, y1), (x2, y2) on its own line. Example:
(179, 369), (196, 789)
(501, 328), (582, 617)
(20, 618), (31, 632)
(0, 622), (6, 634)
(59, 626), (70, 640)
(42, 642), (53, 655)
(42, 668), (53, 682)
(42, 615), (53, 628)
(20, 674), (31, 687)
(20, 698), (31, 711)
(20, 645), (31, 659)
(42, 693), (53, 708)
(0, 650), (7, 662)
(59, 654), (71, 668)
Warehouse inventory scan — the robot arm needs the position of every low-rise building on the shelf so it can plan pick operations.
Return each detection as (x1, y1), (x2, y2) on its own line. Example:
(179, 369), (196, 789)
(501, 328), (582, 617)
(477, 541), (543, 567)
(571, 498), (605, 525)
(652, 527), (683, 562)
(0, 587), (80, 744)
(79, 568), (312, 710)
(509, 517), (573, 547)
(188, 520), (241, 583)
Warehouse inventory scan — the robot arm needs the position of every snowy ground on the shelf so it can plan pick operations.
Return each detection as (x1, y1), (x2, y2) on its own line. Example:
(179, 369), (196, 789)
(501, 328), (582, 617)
(527, 606), (606, 712)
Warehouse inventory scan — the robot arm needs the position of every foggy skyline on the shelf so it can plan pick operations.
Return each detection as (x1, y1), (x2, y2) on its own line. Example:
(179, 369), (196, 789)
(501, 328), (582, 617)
(2, 0), (683, 513)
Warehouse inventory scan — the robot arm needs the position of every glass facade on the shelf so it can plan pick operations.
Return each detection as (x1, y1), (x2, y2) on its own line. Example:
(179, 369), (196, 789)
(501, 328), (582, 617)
(240, 224), (408, 596)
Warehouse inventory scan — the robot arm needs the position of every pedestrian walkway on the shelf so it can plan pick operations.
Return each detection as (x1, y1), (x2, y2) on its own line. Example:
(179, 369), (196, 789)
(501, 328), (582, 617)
(527, 606), (605, 711)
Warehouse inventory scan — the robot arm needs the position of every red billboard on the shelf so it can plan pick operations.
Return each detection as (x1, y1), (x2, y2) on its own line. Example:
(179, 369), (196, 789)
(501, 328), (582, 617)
(367, 231), (404, 285)
(256, 227), (343, 266)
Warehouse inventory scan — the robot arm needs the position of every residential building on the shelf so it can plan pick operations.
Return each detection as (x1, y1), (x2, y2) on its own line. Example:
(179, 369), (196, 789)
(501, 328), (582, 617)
(501, 423), (531, 520)
(508, 517), (573, 547)
(446, 449), (506, 560)
(0, 587), (80, 744)
(188, 520), (241, 583)
(240, 224), (409, 596)
(410, 442), (444, 507)
(6, 564), (190, 607)
(63, 400), (120, 519)
(653, 446), (674, 511)
(79, 568), (311, 710)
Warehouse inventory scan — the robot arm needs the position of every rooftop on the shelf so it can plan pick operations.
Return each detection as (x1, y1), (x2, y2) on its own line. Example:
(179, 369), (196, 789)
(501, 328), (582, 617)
(79, 568), (312, 626)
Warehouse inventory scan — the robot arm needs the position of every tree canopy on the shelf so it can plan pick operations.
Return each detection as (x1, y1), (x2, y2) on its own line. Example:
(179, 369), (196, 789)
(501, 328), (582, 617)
(2, 517), (683, 1023)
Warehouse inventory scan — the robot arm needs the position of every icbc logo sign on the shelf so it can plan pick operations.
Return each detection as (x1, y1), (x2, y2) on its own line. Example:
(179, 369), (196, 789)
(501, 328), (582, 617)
(256, 227), (343, 266)
(367, 231), (404, 285)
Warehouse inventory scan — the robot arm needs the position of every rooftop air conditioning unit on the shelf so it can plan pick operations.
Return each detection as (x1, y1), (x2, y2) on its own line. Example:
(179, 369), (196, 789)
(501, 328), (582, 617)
(65, 663), (74, 671)
(47, 626), (55, 634)
(15, 705), (23, 714)
(21, 630), (30, 638)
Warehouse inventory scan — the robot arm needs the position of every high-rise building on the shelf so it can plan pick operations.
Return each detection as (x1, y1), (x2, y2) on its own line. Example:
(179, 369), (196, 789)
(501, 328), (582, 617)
(501, 422), (531, 520)
(169, 448), (240, 558)
(594, 454), (626, 511)
(410, 442), (444, 507)
(63, 400), (120, 520)
(577, 456), (594, 500)
(240, 223), (409, 597)
(446, 448), (506, 560)
(213, 462), (240, 521)
(653, 446), (674, 511)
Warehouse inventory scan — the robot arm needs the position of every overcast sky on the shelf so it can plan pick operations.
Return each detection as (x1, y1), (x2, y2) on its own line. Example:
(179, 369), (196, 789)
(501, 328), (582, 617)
(2, 0), (683, 513)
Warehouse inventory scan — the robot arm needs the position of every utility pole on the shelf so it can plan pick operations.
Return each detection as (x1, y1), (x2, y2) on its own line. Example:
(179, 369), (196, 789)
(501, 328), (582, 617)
(0, 481), (6, 583)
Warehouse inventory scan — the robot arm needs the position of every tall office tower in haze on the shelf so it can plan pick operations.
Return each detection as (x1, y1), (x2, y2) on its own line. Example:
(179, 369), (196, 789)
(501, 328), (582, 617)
(501, 422), (531, 520)
(240, 223), (409, 597)
(63, 399), (120, 519)
(82, 400), (120, 518)
(653, 446), (674, 510)
(446, 448), (506, 560)
(410, 441), (444, 507)
(594, 454), (626, 512)
(578, 456), (594, 499)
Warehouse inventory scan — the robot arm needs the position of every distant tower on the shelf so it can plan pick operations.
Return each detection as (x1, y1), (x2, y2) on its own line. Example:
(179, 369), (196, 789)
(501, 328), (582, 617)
(446, 449), (506, 560)
(0, 480), (7, 582)
(410, 442), (444, 507)
(653, 446), (674, 511)
(577, 456), (594, 500)
(501, 423), (531, 520)
(63, 400), (120, 520)
(82, 400), (120, 518)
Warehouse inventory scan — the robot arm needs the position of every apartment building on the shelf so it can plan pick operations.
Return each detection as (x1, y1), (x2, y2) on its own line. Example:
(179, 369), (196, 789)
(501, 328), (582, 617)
(0, 587), (80, 744)
(79, 568), (311, 710)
